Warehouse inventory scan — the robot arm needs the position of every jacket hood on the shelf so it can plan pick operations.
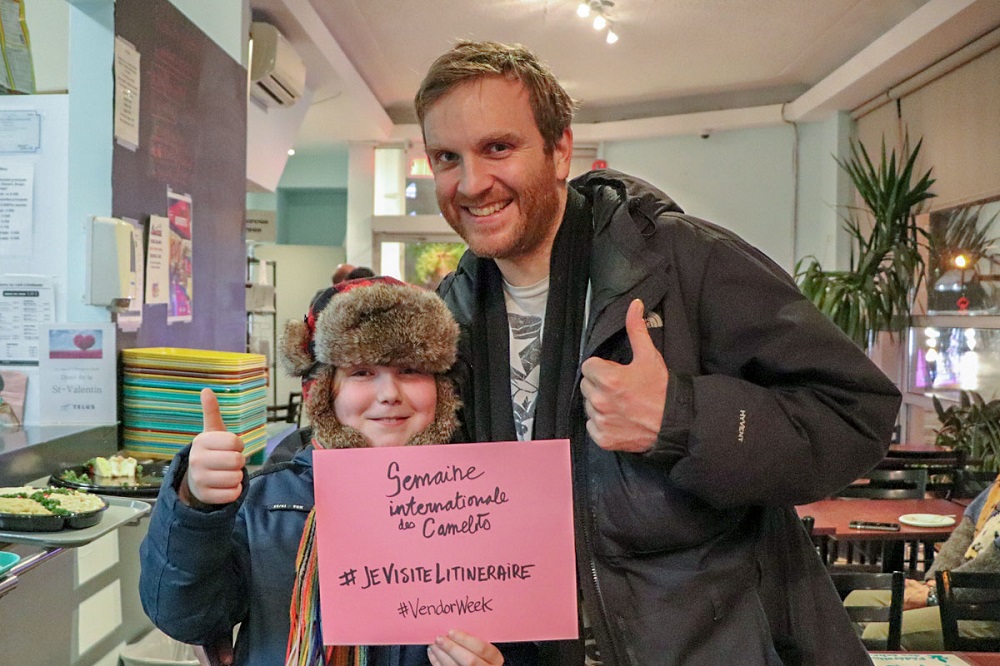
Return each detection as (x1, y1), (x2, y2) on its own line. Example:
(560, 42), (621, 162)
(571, 168), (685, 223)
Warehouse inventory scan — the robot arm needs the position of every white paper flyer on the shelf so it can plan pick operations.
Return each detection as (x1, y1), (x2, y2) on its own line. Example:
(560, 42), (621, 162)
(38, 323), (117, 425)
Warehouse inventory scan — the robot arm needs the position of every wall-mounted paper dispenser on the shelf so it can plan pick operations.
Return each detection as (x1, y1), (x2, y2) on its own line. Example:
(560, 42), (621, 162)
(86, 216), (136, 310)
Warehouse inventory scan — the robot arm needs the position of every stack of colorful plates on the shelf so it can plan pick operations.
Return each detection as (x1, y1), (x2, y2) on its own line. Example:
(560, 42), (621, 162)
(121, 348), (269, 459)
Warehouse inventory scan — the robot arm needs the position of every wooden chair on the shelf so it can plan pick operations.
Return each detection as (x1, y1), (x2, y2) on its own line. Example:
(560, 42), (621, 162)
(878, 448), (966, 498)
(266, 391), (303, 427)
(801, 515), (832, 564)
(830, 570), (905, 650)
(952, 467), (997, 500)
(935, 570), (1000, 651)
(837, 468), (929, 499)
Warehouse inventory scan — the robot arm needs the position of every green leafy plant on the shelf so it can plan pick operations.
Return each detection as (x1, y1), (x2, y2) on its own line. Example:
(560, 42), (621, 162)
(796, 137), (935, 348)
(411, 242), (465, 288)
(934, 390), (1000, 472)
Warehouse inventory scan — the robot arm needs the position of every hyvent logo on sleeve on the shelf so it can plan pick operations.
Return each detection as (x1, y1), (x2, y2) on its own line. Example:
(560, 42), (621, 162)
(737, 410), (747, 442)
(268, 503), (311, 512)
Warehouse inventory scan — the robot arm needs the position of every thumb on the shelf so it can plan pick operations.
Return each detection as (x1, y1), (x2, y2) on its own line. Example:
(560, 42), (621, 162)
(200, 387), (227, 432)
(625, 299), (658, 363)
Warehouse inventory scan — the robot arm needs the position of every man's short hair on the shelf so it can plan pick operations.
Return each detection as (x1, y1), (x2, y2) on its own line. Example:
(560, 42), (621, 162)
(331, 264), (356, 285)
(346, 266), (375, 280)
(414, 40), (576, 153)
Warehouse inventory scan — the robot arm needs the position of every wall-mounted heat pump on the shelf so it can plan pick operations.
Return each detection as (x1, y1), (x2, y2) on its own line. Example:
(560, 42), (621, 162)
(250, 22), (306, 108)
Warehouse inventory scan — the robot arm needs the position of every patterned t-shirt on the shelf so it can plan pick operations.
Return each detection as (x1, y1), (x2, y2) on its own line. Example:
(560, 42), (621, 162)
(502, 276), (603, 664)
(503, 277), (548, 441)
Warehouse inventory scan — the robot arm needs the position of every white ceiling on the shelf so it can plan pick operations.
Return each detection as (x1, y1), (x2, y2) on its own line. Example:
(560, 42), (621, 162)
(247, 0), (1000, 151)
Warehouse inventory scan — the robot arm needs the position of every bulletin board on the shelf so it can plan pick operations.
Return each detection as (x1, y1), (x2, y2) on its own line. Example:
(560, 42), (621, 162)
(112, 0), (247, 352)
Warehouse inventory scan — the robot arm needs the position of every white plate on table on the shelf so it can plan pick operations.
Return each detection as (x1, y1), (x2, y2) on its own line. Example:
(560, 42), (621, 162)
(898, 513), (956, 528)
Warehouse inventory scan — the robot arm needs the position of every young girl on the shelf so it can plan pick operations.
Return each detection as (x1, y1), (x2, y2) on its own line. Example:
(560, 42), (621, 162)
(140, 277), (536, 666)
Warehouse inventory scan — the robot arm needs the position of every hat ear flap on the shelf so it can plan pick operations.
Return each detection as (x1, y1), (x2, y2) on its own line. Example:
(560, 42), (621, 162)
(404, 377), (461, 447)
(278, 319), (315, 377)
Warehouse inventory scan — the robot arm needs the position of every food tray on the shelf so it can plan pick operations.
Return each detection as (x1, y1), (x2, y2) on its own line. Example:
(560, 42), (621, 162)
(0, 499), (107, 532)
(49, 459), (169, 498)
(0, 497), (151, 548)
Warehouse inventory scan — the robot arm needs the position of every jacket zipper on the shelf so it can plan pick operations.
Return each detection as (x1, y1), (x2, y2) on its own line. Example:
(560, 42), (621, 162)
(572, 388), (626, 666)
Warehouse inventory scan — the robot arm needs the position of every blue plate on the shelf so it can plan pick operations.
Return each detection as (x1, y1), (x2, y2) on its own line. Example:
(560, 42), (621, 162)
(0, 551), (21, 577)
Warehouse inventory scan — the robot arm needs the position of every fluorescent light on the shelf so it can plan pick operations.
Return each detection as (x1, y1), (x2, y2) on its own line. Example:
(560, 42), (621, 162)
(576, 2), (591, 18)
(606, 29), (618, 44)
(593, 14), (606, 30)
(287, 148), (295, 156)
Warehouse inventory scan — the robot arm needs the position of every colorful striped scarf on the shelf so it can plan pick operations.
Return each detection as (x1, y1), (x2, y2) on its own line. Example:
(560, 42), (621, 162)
(285, 507), (368, 666)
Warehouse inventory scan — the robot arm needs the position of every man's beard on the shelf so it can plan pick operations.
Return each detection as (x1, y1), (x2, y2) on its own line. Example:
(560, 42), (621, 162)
(441, 161), (563, 261)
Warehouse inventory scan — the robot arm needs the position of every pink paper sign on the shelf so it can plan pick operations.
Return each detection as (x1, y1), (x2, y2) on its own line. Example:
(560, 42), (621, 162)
(312, 439), (578, 646)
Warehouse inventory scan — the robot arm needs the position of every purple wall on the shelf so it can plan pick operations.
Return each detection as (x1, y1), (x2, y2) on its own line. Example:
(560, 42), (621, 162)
(112, 0), (247, 353)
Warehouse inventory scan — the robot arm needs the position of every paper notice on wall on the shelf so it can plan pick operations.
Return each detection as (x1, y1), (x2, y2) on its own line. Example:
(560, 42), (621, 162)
(114, 36), (140, 151)
(167, 189), (193, 324)
(38, 323), (117, 425)
(0, 275), (54, 365)
(0, 164), (32, 256)
(116, 217), (145, 332)
(145, 215), (169, 305)
(0, 0), (36, 94)
(0, 110), (41, 152)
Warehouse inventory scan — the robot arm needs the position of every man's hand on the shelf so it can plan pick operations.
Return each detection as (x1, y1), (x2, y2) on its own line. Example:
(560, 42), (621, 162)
(427, 630), (504, 666)
(903, 578), (931, 610)
(181, 388), (245, 506)
(580, 299), (669, 453)
(193, 633), (234, 666)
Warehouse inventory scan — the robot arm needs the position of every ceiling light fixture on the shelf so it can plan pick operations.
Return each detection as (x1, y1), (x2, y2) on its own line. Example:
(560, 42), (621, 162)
(576, 0), (618, 44)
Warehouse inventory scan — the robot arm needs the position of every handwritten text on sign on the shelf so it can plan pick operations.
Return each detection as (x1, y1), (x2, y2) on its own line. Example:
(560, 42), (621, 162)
(313, 439), (577, 645)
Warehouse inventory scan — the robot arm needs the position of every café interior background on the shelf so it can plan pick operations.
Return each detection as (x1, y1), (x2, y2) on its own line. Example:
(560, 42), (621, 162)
(1, 0), (999, 663)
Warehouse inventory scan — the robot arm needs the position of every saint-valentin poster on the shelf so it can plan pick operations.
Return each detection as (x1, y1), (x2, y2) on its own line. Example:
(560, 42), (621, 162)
(313, 439), (578, 645)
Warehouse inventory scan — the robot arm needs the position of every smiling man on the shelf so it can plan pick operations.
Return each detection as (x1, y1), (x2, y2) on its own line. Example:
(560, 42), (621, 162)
(422, 74), (570, 287)
(417, 41), (903, 666)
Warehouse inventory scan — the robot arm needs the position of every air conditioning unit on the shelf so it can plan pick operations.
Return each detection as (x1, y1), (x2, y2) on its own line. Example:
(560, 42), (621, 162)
(250, 22), (306, 108)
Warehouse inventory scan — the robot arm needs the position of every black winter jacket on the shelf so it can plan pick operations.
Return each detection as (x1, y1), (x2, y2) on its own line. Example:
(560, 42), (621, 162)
(437, 170), (900, 665)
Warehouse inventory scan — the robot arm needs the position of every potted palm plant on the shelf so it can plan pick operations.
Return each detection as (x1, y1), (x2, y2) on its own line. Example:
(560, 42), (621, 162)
(933, 390), (1000, 473)
(796, 137), (935, 348)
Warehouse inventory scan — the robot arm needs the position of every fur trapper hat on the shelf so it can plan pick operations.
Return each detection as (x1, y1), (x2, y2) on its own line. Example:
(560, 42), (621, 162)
(278, 276), (461, 449)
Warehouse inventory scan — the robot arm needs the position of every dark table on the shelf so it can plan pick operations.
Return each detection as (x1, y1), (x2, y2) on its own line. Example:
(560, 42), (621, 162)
(796, 497), (965, 572)
(887, 443), (955, 457)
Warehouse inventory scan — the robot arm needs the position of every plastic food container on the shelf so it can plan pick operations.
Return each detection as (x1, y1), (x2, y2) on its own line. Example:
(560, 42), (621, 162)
(0, 551), (21, 577)
(0, 500), (108, 532)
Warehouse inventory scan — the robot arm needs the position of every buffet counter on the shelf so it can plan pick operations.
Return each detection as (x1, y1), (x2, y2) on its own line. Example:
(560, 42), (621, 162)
(0, 424), (152, 664)
(0, 423), (119, 487)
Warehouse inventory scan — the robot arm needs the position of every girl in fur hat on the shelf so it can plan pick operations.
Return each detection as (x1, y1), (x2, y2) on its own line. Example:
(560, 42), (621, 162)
(139, 277), (538, 666)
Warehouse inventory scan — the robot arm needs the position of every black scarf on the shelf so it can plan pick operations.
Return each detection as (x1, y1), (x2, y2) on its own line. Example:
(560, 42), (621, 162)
(466, 187), (593, 443)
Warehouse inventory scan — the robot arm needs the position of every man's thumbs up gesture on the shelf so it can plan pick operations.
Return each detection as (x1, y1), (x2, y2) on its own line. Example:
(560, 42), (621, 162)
(181, 388), (246, 506)
(580, 299), (669, 453)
